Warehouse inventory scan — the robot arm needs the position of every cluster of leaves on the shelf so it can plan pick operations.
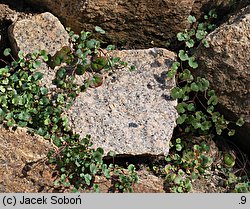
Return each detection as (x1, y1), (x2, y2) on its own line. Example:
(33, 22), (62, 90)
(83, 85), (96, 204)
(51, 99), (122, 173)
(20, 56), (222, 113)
(164, 138), (213, 192)
(49, 135), (138, 192)
(168, 12), (244, 137)
(0, 27), (138, 192)
(162, 138), (249, 193)
(164, 12), (249, 193)
(49, 27), (129, 97)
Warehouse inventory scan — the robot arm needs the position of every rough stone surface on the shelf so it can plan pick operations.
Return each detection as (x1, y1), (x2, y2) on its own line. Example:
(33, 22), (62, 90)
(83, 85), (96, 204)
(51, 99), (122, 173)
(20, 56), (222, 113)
(0, 126), (55, 192)
(8, 12), (69, 57)
(25, 0), (194, 48)
(0, 4), (14, 54)
(93, 170), (165, 193)
(191, 0), (250, 19)
(67, 48), (178, 155)
(23, 0), (250, 48)
(195, 6), (250, 151)
(8, 12), (69, 88)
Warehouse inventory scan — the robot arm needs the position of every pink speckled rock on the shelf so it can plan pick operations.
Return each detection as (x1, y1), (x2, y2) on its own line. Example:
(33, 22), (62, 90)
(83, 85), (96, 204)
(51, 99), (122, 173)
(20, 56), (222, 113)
(8, 12), (69, 57)
(8, 12), (69, 89)
(67, 48), (178, 155)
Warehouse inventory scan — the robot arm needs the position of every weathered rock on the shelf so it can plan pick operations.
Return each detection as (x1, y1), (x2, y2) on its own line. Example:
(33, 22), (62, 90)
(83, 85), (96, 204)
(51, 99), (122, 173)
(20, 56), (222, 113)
(8, 12), (69, 57)
(195, 6), (250, 151)
(191, 0), (250, 19)
(24, 0), (194, 48)
(0, 3), (27, 55)
(7, 12), (177, 155)
(93, 169), (165, 193)
(0, 1), (46, 56)
(0, 126), (55, 192)
(67, 48), (178, 155)
(8, 12), (69, 88)
(23, 0), (250, 49)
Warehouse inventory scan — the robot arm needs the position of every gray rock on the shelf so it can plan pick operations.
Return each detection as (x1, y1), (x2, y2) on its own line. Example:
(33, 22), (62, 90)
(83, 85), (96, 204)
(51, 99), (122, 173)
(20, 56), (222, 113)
(7, 12), (178, 155)
(8, 12), (69, 89)
(195, 6), (250, 151)
(67, 48), (178, 155)
(8, 12), (69, 57)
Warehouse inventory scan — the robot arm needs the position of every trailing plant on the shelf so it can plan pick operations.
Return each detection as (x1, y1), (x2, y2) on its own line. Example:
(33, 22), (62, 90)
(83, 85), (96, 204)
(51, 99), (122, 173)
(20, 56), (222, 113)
(0, 27), (138, 192)
(168, 11), (244, 137)
(164, 11), (248, 193)
(164, 138), (213, 193)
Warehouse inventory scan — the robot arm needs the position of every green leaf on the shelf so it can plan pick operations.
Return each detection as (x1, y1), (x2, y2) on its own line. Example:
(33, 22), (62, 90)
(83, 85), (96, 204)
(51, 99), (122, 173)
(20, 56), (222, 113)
(33, 72), (43, 81)
(0, 67), (9, 75)
(3, 48), (11, 56)
(176, 138), (181, 143)
(40, 87), (48, 95)
(178, 50), (189, 61)
(167, 69), (177, 78)
(209, 10), (217, 19)
(96, 147), (104, 155)
(186, 39), (195, 48)
(90, 164), (97, 175)
(18, 51), (24, 59)
(188, 15), (196, 23)
(95, 26), (105, 34)
(236, 117), (245, 127)
(54, 181), (60, 186)
(177, 32), (186, 41)
(187, 103), (195, 111)
(102, 166), (111, 179)
(176, 144), (182, 151)
(179, 69), (193, 82)
(86, 39), (100, 49)
(171, 87), (184, 99)
(7, 119), (15, 127)
(18, 121), (27, 127)
(0, 108), (6, 119)
(84, 174), (92, 186)
(176, 103), (186, 114)
(188, 57), (198, 69)
(40, 50), (49, 61)
(0, 86), (5, 93)
(92, 150), (103, 163)
(199, 78), (209, 91)
(228, 129), (235, 136)
(201, 121), (212, 131)
(76, 64), (88, 75)
(171, 62), (180, 70)
(44, 118), (51, 125)
(223, 153), (235, 167)
(202, 39), (210, 48)
(92, 57), (108, 71)
(177, 114), (187, 125)
(208, 95), (218, 106)
(174, 176), (182, 185)
(190, 82), (199, 92)
(108, 151), (116, 157)
(130, 65), (136, 71)
(56, 68), (66, 79)
(89, 74), (103, 88)
(33, 60), (42, 69)
(106, 45), (115, 50)
(49, 46), (71, 68)
(191, 171), (198, 180)
(196, 30), (207, 40)
(17, 112), (30, 121)
(128, 164), (135, 172)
